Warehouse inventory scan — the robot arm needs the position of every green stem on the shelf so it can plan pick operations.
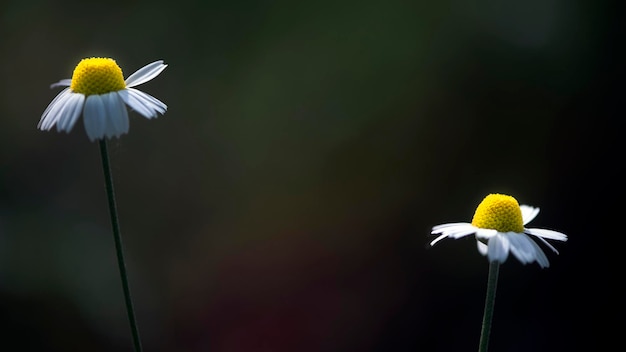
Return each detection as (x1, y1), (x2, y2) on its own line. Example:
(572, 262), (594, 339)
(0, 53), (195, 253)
(99, 140), (143, 352)
(478, 261), (500, 352)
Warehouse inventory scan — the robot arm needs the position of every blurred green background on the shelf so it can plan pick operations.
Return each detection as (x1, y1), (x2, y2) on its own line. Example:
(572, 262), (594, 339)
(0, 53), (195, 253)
(0, 0), (621, 351)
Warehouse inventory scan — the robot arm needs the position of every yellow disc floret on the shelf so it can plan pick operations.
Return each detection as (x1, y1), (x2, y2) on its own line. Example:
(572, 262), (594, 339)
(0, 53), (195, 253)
(70, 57), (126, 96)
(471, 193), (524, 233)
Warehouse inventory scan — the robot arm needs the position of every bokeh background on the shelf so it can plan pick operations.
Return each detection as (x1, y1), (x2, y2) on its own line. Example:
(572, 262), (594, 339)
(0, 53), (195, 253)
(1, 0), (622, 351)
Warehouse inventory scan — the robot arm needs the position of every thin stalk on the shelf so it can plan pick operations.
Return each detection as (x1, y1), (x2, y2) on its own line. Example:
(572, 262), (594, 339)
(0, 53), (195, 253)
(99, 140), (143, 352)
(478, 261), (500, 352)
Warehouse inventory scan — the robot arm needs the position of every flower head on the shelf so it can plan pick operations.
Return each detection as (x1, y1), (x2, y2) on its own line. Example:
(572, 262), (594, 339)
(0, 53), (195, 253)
(431, 193), (567, 268)
(38, 57), (167, 141)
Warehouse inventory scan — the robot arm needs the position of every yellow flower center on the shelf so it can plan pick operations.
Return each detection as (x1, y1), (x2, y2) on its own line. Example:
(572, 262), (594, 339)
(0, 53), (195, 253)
(471, 193), (524, 233)
(70, 57), (126, 96)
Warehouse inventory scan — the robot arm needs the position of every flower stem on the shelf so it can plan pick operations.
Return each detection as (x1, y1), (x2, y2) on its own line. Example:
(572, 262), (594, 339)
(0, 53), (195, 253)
(99, 140), (143, 352)
(478, 261), (500, 352)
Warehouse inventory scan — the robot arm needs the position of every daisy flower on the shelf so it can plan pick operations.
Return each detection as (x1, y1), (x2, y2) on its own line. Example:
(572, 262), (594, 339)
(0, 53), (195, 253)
(431, 193), (567, 268)
(38, 57), (167, 141)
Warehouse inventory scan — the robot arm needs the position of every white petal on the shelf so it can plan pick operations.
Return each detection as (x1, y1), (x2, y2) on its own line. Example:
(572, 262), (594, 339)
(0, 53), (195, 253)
(525, 228), (568, 241)
(39, 88), (73, 130)
(430, 234), (449, 246)
(528, 238), (550, 268)
(50, 79), (72, 89)
(533, 235), (561, 254)
(449, 228), (478, 239)
(57, 93), (85, 133)
(431, 222), (472, 233)
(507, 233), (537, 264)
(520, 205), (540, 225)
(83, 95), (107, 141)
(430, 224), (478, 245)
(475, 228), (498, 239)
(476, 240), (488, 256)
(100, 93), (117, 138)
(109, 92), (130, 136)
(124, 60), (167, 87)
(118, 89), (155, 118)
(431, 223), (477, 244)
(487, 234), (510, 263)
(101, 92), (130, 138)
(127, 87), (167, 114)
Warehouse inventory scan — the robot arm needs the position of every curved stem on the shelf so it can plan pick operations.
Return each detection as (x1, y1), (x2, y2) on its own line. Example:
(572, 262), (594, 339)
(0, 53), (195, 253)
(99, 140), (143, 352)
(478, 261), (500, 352)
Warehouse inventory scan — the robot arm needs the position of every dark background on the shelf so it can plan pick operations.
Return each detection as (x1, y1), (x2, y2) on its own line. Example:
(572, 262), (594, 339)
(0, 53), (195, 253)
(0, 0), (622, 351)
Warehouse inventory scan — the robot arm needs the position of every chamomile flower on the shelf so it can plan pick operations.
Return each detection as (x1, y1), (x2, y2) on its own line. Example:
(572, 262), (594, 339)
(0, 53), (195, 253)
(38, 57), (167, 141)
(431, 193), (567, 268)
